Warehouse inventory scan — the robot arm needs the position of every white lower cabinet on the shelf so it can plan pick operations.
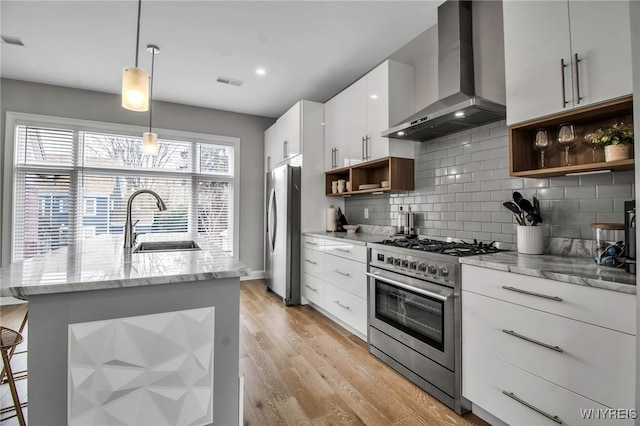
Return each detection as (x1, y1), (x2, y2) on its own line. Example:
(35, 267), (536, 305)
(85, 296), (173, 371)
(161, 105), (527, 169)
(462, 264), (636, 425)
(300, 235), (368, 339)
(464, 345), (610, 426)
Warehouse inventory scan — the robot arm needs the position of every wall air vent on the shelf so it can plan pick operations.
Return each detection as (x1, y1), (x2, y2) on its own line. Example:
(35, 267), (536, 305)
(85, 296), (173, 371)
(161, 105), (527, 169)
(1, 35), (25, 46)
(216, 76), (244, 87)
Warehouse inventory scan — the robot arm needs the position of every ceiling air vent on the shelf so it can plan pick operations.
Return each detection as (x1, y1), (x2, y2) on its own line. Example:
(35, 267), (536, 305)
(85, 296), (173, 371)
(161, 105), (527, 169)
(1, 35), (25, 46)
(216, 76), (243, 87)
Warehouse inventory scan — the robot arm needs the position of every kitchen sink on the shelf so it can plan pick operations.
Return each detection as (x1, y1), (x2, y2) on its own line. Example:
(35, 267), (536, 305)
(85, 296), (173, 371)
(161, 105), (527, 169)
(133, 240), (201, 253)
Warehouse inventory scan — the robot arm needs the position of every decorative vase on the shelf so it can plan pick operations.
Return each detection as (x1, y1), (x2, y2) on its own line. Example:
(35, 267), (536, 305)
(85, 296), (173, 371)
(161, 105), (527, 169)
(604, 144), (630, 162)
(517, 225), (544, 254)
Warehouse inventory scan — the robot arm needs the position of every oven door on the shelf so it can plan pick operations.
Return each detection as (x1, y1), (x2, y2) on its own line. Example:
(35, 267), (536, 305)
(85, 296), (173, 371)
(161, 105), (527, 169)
(367, 267), (454, 371)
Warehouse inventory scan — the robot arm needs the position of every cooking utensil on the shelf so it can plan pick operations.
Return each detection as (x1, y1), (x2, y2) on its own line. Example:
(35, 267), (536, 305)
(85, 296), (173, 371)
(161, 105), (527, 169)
(502, 201), (525, 226)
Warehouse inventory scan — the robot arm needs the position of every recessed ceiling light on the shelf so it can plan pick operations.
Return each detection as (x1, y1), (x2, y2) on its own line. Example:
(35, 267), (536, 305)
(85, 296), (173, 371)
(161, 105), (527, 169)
(1, 35), (24, 46)
(455, 111), (465, 118)
(370, 94), (378, 99)
(256, 68), (267, 76)
(397, 131), (405, 136)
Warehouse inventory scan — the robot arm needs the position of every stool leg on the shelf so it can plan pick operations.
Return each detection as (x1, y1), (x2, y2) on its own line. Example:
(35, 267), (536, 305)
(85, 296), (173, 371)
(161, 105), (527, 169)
(0, 311), (28, 384)
(1, 348), (26, 426)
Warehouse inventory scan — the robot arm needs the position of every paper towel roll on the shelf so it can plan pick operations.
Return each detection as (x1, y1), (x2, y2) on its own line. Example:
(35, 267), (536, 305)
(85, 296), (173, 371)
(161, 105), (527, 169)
(326, 207), (337, 231)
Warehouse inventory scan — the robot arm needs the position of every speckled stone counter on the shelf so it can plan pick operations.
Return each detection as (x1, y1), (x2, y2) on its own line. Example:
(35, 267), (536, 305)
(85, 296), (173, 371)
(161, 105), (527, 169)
(0, 233), (249, 299)
(304, 231), (388, 246)
(459, 251), (636, 294)
(1, 233), (246, 425)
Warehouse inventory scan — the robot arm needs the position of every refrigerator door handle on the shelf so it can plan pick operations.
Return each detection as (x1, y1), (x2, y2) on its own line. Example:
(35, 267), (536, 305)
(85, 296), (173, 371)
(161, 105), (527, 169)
(268, 187), (277, 252)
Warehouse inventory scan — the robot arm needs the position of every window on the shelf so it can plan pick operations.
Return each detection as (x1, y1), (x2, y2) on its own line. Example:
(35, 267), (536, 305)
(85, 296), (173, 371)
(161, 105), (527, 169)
(6, 114), (239, 263)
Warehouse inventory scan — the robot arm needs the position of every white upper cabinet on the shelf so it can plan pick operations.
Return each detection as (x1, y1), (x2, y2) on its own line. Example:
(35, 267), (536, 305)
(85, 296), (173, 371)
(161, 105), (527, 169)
(264, 122), (278, 172)
(324, 59), (415, 171)
(278, 101), (302, 162)
(503, 0), (632, 126)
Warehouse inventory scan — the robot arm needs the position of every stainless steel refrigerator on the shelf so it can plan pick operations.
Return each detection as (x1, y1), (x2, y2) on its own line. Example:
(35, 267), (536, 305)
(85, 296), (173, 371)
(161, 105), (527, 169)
(265, 164), (301, 305)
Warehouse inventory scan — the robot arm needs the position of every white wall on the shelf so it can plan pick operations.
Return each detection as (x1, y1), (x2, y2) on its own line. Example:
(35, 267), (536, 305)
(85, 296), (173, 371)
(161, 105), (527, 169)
(631, 0), (640, 420)
(0, 78), (274, 271)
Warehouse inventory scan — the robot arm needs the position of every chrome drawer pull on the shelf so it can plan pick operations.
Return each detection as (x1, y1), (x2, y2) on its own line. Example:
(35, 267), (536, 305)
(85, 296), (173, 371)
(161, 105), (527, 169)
(560, 58), (569, 108)
(305, 259), (318, 265)
(502, 329), (563, 353)
(335, 248), (351, 253)
(305, 241), (318, 246)
(502, 391), (563, 424)
(335, 270), (351, 277)
(334, 300), (350, 310)
(305, 285), (318, 293)
(501, 286), (563, 302)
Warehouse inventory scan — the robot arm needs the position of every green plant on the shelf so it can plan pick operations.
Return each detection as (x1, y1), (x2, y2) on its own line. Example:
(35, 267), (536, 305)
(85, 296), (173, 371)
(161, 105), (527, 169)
(590, 122), (634, 147)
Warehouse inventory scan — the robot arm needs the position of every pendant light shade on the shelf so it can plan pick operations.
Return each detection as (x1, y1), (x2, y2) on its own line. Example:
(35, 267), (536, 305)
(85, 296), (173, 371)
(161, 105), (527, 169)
(142, 131), (158, 155)
(122, 66), (149, 111)
(122, 0), (150, 112)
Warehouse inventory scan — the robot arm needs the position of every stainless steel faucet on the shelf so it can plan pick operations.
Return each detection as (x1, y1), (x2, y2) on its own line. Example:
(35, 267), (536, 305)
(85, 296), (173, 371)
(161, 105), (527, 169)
(124, 189), (167, 248)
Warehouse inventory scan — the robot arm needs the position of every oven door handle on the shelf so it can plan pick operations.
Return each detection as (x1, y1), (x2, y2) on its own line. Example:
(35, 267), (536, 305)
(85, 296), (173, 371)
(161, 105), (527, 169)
(366, 272), (449, 301)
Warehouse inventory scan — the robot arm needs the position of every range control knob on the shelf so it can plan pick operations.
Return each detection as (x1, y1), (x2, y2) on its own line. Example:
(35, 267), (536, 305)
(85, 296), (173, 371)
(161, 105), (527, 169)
(418, 263), (427, 273)
(409, 261), (418, 270)
(428, 265), (438, 275)
(439, 266), (449, 277)
(401, 259), (409, 268)
(386, 256), (395, 265)
(394, 258), (402, 267)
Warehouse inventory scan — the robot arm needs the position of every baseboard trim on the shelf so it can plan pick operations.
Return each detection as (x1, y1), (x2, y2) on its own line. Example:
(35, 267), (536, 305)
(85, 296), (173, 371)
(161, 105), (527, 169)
(306, 301), (367, 342)
(471, 403), (508, 426)
(240, 270), (265, 281)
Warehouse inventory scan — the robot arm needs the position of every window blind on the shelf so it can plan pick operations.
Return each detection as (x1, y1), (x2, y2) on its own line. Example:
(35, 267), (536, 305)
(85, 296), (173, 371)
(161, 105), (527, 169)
(12, 124), (235, 262)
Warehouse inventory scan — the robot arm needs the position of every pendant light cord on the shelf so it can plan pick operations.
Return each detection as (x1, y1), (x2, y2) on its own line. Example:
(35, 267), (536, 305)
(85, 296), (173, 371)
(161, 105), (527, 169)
(149, 49), (155, 132)
(134, 0), (142, 67)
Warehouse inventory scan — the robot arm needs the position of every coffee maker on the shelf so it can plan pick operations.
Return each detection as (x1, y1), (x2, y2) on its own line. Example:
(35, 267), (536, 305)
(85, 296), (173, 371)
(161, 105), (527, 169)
(624, 200), (636, 275)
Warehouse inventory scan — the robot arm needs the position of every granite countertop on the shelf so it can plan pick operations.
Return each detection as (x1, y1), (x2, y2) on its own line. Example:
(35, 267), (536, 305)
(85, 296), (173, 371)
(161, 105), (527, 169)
(459, 251), (637, 294)
(0, 233), (249, 299)
(303, 231), (388, 246)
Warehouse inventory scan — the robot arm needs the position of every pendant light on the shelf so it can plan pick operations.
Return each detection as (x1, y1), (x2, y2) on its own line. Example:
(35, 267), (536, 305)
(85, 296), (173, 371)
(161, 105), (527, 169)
(143, 44), (159, 155)
(122, 0), (149, 111)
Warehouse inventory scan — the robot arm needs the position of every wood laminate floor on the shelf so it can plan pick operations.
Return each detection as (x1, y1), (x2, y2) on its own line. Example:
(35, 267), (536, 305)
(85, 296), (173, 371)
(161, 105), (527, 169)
(240, 280), (488, 426)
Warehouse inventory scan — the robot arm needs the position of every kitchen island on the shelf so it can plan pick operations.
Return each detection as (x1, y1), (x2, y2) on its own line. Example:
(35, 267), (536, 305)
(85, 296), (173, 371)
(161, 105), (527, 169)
(0, 233), (249, 426)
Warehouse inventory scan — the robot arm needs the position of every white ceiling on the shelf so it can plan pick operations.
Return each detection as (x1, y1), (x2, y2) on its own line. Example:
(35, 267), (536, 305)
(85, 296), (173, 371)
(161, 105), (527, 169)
(0, 1), (442, 118)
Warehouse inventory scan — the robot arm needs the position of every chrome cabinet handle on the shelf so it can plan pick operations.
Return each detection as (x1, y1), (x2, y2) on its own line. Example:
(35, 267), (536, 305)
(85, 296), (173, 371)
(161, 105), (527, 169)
(560, 58), (569, 108)
(502, 329), (563, 353)
(574, 53), (582, 104)
(334, 247), (350, 253)
(334, 300), (351, 310)
(365, 135), (371, 159)
(283, 140), (289, 159)
(305, 241), (318, 246)
(361, 136), (365, 161)
(335, 269), (351, 277)
(334, 147), (338, 168)
(502, 391), (563, 424)
(501, 286), (563, 302)
(267, 156), (271, 171)
(305, 259), (318, 265)
(305, 285), (318, 292)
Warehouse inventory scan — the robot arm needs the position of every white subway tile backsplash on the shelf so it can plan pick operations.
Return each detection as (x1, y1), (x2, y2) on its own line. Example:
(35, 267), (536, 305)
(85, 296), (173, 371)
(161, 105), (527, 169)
(345, 123), (634, 242)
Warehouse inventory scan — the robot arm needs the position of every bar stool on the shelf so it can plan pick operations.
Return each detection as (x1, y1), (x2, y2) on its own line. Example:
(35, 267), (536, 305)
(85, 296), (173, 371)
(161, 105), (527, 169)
(0, 326), (27, 426)
(0, 311), (28, 384)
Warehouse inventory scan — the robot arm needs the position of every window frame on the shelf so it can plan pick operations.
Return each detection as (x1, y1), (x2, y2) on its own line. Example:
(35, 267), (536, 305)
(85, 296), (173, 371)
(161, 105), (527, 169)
(2, 112), (241, 266)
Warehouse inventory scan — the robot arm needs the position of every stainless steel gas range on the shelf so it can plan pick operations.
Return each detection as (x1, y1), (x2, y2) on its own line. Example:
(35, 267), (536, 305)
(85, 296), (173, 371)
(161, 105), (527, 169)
(366, 237), (502, 415)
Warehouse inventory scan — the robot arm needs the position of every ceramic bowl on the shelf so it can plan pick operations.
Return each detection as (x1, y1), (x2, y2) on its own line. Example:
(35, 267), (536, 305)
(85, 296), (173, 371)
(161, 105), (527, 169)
(343, 225), (359, 234)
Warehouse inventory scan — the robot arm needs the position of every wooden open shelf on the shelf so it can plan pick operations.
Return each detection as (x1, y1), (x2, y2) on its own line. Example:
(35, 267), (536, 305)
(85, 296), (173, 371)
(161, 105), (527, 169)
(509, 96), (634, 178)
(325, 157), (414, 196)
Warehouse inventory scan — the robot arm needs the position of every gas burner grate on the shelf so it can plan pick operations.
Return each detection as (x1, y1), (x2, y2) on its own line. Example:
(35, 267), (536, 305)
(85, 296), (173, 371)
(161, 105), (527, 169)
(378, 238), (502, 257)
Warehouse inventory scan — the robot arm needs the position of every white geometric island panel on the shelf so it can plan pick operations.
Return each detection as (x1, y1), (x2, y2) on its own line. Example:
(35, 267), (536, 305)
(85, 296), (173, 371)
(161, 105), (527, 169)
(68, 307), (215, 426)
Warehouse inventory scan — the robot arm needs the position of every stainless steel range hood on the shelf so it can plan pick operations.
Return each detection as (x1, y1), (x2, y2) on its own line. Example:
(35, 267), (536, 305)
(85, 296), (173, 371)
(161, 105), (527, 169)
(382, 0), (506, 142)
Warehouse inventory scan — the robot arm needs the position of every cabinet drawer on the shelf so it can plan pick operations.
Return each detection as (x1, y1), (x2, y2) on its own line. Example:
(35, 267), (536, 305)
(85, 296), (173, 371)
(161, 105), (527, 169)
(301, 272), (325, 307)
(323, 239), (367, 263)
(324, 254), (367, 298)
(463, 290), (635, 409)
(301, 248), (324, 279)
(324, 284), (367, 336)
(461, 265), (636, 334)
(463, 345), (619, 426)
(302, 235), (324, 251)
